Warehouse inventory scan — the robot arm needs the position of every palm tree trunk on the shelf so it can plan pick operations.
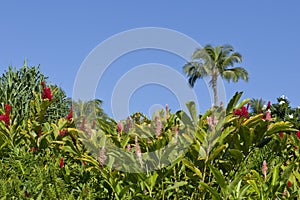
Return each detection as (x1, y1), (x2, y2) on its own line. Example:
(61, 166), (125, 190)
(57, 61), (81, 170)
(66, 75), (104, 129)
(212, 74), (218, 106)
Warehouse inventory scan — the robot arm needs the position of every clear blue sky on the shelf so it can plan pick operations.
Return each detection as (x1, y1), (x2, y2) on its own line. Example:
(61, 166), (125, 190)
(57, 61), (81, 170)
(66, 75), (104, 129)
(0, 1), (299, 119)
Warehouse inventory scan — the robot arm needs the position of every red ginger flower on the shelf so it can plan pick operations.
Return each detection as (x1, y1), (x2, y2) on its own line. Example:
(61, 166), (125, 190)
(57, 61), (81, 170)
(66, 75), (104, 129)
(41, 81), (52, 101)
(59, 157), (64, 168)
(287, 180), (292, 187)
(279, 132), (284, 139)
(66, 107), (73, 120)
(59, 130), (67, 136)
(4, 104), (11, 113)
(234, 106), (249, 118)
(267, 101), (271, 109)
(0, 113), (10, 126)
(296, 131), (300, 139)
(0, 104), (11, 126)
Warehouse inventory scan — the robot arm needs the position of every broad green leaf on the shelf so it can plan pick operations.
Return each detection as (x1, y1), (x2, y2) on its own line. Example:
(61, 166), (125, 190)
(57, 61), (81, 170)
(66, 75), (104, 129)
(235, 98), (250, 109)
(186, 101), (198, 126)
(208, 144), (227, 162)
(182, 159), (202, 178)
(199, 181), (222, 200)
(165, 181), (188, 191)
(271, 165), (279, 186)
(209, 164), (227, 190)
(226, 92), (243, 114)
(228, 149), (244, 162)
(265, 121), (297, 137)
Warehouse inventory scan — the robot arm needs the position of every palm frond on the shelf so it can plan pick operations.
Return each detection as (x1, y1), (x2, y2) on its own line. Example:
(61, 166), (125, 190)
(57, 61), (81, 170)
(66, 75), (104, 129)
(221, 67), (248, 82)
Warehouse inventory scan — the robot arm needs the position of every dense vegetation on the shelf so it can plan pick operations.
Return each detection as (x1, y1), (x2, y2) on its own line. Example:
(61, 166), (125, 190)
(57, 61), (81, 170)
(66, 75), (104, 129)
(0, 63), (299, 199)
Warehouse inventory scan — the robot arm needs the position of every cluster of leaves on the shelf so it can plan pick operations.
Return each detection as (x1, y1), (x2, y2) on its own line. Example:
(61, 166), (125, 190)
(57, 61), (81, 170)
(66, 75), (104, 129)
(0, 62), (69, 124)
(0, 65), (299, 199)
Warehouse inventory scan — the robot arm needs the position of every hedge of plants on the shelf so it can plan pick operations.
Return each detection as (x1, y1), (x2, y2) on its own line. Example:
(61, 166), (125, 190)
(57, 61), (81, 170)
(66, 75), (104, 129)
(0, 65), (299, 199)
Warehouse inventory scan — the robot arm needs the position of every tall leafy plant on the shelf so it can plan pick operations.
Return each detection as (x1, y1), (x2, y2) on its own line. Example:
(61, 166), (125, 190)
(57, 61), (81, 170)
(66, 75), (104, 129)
(0, 62), (69, 123)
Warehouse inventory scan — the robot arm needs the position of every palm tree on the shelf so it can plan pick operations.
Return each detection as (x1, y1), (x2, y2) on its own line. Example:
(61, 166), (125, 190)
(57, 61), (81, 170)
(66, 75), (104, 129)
(183, 44), (249, 106)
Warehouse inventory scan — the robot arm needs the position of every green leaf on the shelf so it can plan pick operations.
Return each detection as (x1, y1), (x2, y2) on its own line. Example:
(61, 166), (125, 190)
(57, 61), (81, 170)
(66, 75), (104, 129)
(209, 164), (227, 191)
(120, 134), (130, 149)
(228, 149), (244, 162)
(235, 98), (250, 109)
(243, 114), (263, 127)
(165, 181), (188, 191)
(271, 165), (279, 186)
(281, 164), (294, 181)
(186, 101), (198, 126)
(265, 121), (297, 137)
(208, 144), (227, 162)
(226, 92), (243, 114)
(182, 159), (202, 178)
(199, 182), (221, 200)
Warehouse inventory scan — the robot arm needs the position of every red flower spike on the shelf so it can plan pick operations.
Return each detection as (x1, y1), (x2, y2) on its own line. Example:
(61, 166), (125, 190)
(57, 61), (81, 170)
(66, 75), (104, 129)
(279, 132), (284, 139)
(117, 121), (122, 133)
(287, 180), (292, 187)
(66, 107), (73, 120)
(0, 113), (10, 127)
(296, 131), (300, 139)
(234, 106), (248, 119)
(41, 82), (52, 101)
(4, 104), (11, 113)
(59, 130), (67, 136)
(247, 102), (250, 110)
(59, 157), (64, 168)
(267, 101), (271, 110)
(41, 81), (46, 88)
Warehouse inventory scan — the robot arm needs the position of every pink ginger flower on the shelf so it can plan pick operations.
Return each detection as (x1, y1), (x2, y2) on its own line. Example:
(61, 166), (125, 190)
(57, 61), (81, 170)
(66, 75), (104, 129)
(127, 144), (131, 151)
(155, 116), (162, 137)
(262, 160), (268, 181)
(207, 115), (218, 129)
(135, 136), (142, 167)
(265, 109), (271, 121)
(98, 146), (107, 166)
(124, 117), (133, 132)
(81, 117), (86, 131)
(117, 121), (122, 141)
(117, 121), (122, 133)
(173, 126), (179, 142)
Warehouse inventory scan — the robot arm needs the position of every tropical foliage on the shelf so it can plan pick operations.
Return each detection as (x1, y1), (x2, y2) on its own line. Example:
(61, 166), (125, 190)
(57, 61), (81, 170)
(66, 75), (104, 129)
(0, 65), (299, 199)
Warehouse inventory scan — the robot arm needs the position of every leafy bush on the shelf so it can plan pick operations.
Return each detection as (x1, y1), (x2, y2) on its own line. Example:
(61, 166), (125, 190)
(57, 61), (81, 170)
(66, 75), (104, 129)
(0, 66), (299, 199)
(0, 62), (69, 124)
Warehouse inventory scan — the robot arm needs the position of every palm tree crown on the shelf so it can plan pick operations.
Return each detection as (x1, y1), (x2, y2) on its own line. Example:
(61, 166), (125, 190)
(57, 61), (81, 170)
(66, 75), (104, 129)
(183, 44), (249, 106)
